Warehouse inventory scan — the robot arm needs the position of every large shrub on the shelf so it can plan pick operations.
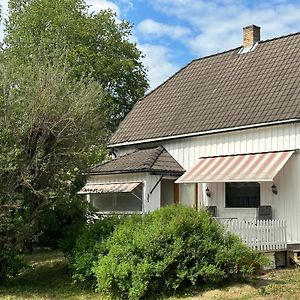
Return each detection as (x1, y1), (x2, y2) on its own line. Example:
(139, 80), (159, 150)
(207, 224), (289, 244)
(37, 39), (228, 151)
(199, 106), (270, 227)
(93, 206), (266, 300)
(68, 215), (129, 286)
(37, 195), (88, 249)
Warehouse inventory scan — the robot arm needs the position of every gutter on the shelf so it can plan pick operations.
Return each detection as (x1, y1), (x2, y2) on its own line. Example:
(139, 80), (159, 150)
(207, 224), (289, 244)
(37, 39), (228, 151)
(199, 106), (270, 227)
(108, 119), (300, 148)
(85, 170), (185, 176)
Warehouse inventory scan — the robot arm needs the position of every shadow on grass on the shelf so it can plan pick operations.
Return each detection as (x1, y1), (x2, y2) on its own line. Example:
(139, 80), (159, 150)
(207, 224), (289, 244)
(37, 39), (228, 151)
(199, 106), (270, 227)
(0, 250), (97, 300)
(0, 250), (295, 300)
(162, 273), (275, 300)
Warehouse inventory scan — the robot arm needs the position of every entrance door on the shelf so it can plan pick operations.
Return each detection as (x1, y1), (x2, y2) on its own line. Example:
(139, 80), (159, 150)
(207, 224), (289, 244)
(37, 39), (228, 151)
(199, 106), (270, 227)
(160, 179), (176, 207)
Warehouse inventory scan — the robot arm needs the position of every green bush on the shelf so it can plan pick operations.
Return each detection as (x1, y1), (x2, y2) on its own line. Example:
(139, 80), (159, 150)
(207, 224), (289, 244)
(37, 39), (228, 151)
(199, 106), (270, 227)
(92, 206), (266, 300)
(69, 215), (128, 287)
(38, 195), (89, 249)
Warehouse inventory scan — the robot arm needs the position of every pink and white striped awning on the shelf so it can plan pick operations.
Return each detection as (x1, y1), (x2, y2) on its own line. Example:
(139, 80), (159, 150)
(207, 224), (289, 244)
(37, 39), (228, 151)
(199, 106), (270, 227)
(78, 182), (141, 194)
(176, 151), (294, 183)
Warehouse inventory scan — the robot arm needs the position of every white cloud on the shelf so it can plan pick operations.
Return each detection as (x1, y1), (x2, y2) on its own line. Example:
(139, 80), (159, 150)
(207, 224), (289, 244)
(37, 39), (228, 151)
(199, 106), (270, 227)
(86, 0), (120, 15)
(138, 43), (179, 91)
(152, 0), (300, 56)
(137, 18), (190, 40)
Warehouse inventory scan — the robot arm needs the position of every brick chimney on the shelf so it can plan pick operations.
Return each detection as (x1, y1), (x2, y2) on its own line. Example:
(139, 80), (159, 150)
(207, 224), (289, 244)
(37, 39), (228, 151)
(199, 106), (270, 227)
(243, 25), (260, 49)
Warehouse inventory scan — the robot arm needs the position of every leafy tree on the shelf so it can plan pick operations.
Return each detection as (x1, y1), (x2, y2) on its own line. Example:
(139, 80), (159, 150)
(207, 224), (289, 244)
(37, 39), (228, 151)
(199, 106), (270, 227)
(0, 57), (106, 280)
(4, 0), (148, 131)
(0, 0), (149, 280)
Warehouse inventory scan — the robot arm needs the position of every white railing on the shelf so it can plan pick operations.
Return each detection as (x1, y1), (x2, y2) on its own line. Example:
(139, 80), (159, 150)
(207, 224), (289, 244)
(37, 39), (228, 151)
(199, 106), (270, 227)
(219, 219), (287, 251)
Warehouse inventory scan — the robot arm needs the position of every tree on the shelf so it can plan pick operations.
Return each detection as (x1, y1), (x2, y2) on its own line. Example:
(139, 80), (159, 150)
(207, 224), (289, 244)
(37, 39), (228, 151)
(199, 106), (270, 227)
(4, 0), (148, 131)
(0, 57), (106, 280)
(0, 0), (149, 280)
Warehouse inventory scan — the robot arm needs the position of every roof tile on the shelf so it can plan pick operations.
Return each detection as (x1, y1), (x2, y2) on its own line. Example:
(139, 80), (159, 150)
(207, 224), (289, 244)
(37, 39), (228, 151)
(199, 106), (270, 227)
(110, 32), (300, 145)
(89, 146), (185, 175)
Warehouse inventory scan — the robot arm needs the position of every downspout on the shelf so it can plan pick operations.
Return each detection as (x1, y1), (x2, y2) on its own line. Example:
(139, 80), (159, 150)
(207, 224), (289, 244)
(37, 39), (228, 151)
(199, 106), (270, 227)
(147, 175), (163, 202)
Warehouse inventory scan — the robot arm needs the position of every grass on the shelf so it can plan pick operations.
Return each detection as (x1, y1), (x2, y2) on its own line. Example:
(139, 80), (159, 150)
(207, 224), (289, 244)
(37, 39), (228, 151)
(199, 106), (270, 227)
(0, 250), (99, 300)
(173, 268), (300, 300)
(1, 250), (300, 299)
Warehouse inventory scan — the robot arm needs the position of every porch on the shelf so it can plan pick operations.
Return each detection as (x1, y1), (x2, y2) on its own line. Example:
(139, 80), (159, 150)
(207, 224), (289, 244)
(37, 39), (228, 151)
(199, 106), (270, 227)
(175, 150), (297, 250)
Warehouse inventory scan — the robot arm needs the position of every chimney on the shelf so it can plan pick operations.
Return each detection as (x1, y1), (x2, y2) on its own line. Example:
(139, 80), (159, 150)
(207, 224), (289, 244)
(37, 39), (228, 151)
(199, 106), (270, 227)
(243, 25), (260, 49)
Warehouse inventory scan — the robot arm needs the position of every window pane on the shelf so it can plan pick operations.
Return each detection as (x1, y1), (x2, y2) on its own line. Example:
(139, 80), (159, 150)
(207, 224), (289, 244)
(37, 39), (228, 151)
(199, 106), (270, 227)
(91, 193), (115, 211)
(90, 186), (142, 212)
(225, 182), (260, 208)
(114, 193), (142, 211)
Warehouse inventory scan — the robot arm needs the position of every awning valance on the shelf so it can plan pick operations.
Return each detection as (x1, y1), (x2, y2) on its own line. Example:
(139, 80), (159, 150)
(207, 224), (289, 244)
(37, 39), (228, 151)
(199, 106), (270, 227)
(78, 182), (142, 194)
(176, 151), (294, 183)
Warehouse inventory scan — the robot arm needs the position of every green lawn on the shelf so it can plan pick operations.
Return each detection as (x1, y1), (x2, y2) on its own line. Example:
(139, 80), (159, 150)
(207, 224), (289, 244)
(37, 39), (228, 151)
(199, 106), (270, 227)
(0, 250), (99, 300)
(1, 250), (300, 300)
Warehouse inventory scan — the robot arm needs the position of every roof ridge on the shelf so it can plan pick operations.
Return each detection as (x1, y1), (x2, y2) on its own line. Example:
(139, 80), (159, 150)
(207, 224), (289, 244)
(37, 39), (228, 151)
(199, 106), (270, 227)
(89, 148), (140, 170)
(138, 30), (300, 105)
(108, 29), (300, 147)
(259, 30), (300, 45)
(144, 146), (164, 169)
(88, 146), (185, 175)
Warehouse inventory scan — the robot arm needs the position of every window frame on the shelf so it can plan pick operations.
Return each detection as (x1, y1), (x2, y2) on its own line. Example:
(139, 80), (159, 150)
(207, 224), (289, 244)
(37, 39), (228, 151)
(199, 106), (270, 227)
(224, 182), (261, 208)
(90, 184), (143, 213)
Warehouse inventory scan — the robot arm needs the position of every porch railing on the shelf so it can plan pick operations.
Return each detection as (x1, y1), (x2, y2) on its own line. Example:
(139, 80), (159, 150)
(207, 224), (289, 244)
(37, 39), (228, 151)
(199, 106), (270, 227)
(219, 219), (287, 251)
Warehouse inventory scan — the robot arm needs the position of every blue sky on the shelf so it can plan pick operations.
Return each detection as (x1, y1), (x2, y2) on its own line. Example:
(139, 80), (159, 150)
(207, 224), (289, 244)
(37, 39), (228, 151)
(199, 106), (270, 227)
(1, 0), (300, 90)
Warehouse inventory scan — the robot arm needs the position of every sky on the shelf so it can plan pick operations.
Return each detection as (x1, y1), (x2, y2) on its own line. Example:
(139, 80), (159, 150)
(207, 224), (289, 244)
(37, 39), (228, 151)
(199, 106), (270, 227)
(1, 0), (300, 90)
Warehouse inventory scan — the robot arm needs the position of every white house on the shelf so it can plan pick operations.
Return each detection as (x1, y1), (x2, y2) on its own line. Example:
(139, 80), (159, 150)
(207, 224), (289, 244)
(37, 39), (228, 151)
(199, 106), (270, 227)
(79, 25), (300, 260)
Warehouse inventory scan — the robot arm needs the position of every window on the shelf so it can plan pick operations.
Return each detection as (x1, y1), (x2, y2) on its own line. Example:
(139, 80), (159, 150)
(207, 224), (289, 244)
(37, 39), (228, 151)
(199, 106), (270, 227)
(90, 185), (143, 212)
(225, 182), (260, 208)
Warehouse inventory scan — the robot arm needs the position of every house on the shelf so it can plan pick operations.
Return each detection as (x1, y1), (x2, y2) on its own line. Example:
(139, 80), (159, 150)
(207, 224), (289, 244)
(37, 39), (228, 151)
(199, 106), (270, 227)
(79, 25), (300, 261)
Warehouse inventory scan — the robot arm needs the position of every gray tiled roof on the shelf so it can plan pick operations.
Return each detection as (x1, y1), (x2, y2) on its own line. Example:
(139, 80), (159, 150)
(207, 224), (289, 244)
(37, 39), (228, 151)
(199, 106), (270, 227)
(89, 146), (185, 175)
(109, 32), (300, 145)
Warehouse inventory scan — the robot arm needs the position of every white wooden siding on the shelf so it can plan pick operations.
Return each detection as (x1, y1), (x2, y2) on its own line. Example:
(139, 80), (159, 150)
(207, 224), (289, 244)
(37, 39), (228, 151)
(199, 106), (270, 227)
(113, 122), (300, 243)
(116, 123), (300, 161)
(163, 123), (300, 170)
(200, 153), (300, 243)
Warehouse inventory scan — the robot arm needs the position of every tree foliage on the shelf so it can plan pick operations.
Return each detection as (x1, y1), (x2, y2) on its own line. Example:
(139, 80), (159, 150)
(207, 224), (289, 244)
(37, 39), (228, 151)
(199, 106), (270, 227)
(0, 58), (106, 280)
(4, 0), (148, 131)
(0, 0), (149, 280)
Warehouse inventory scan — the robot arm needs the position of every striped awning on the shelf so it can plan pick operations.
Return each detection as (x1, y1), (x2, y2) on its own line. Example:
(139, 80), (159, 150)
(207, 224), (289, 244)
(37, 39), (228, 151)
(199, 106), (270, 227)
(176, 151), (294, 183)
(78, 182), (141, 194)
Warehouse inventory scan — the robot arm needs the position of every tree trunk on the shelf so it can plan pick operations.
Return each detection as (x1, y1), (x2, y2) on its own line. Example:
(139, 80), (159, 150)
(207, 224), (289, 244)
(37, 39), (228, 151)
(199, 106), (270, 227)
(0, 257), (7, 282)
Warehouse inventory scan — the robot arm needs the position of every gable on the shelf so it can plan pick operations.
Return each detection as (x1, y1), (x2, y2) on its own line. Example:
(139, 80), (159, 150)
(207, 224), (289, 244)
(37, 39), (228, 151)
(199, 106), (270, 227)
(109, 32), (300, 146)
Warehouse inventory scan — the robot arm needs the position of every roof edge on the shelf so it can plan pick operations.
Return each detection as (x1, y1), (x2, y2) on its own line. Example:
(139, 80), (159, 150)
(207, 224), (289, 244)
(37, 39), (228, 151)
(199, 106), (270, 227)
(108, 119), (300, 148)
(85, 169), (185, 176)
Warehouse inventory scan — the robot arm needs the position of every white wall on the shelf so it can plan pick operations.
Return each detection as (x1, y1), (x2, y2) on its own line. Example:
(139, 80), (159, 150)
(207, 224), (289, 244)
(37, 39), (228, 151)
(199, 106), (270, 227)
(196, 153), (300, 243)
(164, 123), (300, 243)
(163, 123), (300, 170)
(114, 122), (300, 243)
(265, 153), (300, 243)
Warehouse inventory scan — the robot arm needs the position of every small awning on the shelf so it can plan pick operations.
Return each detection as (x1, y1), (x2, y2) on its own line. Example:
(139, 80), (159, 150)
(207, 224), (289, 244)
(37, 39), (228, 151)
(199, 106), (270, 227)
(78, 182), (141, 194)
(176, 151), (294, 183)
